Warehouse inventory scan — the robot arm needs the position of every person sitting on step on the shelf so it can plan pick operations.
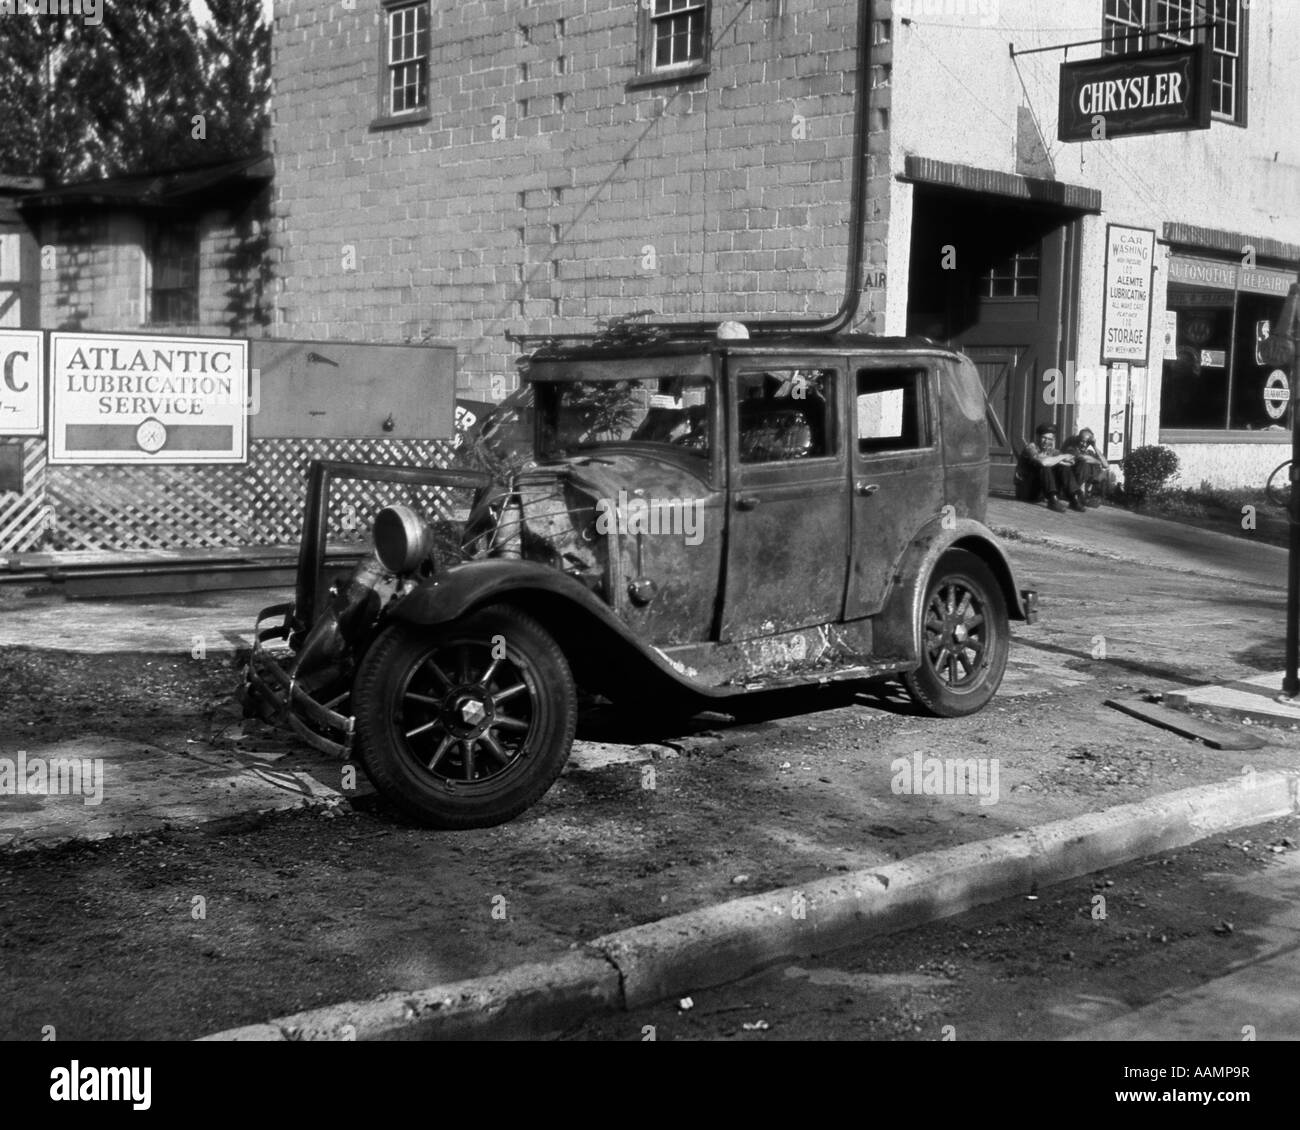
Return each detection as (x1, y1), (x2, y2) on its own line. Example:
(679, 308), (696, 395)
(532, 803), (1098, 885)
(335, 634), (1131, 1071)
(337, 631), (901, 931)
(1061, 427), (1108, 507)
(1019, 423), (1086, 513)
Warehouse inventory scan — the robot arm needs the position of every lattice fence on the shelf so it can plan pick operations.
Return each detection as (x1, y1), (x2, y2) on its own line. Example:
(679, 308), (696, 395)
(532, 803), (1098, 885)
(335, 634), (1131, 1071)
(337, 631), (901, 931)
(0, 440), (52, 552)
(0, 438), (472, 553)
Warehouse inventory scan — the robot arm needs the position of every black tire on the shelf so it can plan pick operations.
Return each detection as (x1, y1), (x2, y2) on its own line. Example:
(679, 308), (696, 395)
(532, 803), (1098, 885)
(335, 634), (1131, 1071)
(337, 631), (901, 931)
(353, 604), (576, 829)
(903, 549), (1009, 718)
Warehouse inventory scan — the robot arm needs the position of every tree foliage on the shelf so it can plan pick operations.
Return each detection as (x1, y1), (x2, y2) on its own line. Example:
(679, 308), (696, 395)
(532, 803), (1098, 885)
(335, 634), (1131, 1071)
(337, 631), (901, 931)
(0, 0), (270, 185)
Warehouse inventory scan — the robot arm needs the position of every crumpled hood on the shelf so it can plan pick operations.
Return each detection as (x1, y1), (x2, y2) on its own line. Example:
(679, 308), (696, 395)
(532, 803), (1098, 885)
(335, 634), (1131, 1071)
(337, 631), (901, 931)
(556, 452), (713, 506)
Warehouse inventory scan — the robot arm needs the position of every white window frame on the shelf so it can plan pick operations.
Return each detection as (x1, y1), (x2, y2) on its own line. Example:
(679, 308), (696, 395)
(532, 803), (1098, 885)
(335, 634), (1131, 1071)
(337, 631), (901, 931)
(1101, 0), (1246, 125)
(383, 0), (429, 120)
(635, 0), (712, 84)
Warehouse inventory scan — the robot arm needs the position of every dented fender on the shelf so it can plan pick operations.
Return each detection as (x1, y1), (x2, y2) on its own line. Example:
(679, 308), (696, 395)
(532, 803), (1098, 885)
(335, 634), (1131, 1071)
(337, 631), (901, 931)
(872, 517), (1033, 661)
(389, 559), (722, 695)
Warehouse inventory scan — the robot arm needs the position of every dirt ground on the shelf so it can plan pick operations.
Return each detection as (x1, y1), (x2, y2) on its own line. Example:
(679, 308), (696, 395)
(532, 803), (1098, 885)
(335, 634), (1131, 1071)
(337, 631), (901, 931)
(1, 541), (1297, 1039)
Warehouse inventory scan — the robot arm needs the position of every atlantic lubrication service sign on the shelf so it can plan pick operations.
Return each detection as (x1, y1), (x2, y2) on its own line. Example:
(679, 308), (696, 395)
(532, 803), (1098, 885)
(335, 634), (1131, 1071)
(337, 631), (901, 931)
(49, 334), (249, 464)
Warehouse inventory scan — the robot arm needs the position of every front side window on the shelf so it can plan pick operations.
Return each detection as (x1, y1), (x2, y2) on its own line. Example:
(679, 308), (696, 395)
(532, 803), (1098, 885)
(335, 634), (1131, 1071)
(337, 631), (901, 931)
(147, 223), (198, 326)
(386, 1), (429, 116)
(637, 0), (711, 79)
(535, 377), (712, 460)
(736, 369), (837, 464)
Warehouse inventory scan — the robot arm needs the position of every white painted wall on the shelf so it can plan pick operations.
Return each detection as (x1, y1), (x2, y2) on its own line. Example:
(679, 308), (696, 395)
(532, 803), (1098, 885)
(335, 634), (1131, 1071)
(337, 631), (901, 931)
(885, 0), (1300, 485)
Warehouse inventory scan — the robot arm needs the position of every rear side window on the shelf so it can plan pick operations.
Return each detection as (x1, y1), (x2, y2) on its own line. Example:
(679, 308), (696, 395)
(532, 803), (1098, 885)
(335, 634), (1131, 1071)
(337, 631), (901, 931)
(856, 368), (929, 453)
(736, 368), (837, 464)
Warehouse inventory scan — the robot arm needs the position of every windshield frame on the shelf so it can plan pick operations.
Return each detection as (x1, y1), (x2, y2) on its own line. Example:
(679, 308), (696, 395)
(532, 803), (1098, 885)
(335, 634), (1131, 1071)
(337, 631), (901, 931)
(528, 358), (719, 477)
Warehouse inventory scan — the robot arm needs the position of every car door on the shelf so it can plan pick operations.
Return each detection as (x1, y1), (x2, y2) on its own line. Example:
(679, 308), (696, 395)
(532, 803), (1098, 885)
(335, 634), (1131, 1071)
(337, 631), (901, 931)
(720, 358), (849, 641)
(845, 362), (945, 619)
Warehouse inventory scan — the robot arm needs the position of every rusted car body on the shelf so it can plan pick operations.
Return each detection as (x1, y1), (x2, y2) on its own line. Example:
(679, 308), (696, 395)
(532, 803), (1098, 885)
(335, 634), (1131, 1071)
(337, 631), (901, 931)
(246, 331), (1037, 828)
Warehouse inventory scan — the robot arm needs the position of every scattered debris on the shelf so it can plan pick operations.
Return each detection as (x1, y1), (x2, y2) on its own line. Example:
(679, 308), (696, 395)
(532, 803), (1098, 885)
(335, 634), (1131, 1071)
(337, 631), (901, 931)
(741, 1019), (770, 1032)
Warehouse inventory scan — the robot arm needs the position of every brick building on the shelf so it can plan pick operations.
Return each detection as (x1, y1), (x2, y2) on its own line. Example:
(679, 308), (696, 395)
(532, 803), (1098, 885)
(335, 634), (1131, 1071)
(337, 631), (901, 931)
(269, 0), (1300, 490)
(268, 0), (888, 399)
(22, 155), (274, 338)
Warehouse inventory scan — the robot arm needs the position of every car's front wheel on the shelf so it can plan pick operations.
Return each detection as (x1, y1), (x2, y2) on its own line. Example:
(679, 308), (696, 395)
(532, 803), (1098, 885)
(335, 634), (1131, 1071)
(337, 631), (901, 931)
(903, 549), (1009, 717)
(353, 604), (576, 829)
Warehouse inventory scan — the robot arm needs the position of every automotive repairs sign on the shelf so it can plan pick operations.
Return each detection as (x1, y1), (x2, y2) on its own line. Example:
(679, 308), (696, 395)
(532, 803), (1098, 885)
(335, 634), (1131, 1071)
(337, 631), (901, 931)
(49, 333), (249, 464)
(1058, 44), (1210, 142)
(0, 329), (43, 436)
(1101, 225), (1156, 365)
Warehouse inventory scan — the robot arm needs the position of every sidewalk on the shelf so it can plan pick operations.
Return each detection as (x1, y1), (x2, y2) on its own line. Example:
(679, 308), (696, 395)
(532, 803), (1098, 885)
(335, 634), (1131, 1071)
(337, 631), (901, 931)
(987, 496), (1284, 590)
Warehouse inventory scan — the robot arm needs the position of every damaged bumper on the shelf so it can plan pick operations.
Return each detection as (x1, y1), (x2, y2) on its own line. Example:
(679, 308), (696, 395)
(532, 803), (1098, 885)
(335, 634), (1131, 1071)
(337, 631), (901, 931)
(246, 602), (356, 758)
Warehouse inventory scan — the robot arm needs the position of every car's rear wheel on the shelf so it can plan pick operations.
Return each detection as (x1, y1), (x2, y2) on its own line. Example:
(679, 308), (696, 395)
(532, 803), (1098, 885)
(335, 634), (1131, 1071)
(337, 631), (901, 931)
(353, 604), (575, 829)
(904, 549), (1009, 717)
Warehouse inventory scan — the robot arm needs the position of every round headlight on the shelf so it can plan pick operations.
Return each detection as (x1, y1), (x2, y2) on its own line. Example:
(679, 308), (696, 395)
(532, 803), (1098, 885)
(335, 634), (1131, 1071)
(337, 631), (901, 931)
(373, 505), (435, 574)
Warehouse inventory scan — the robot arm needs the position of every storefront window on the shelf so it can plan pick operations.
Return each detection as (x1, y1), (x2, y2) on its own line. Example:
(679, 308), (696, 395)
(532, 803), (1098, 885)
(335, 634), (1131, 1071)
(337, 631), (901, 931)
(1159, 256), (1296, 433)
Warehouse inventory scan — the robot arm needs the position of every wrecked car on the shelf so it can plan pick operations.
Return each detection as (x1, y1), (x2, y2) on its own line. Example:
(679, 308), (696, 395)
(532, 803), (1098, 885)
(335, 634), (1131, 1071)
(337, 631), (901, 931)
(245, 327), (1038, 829)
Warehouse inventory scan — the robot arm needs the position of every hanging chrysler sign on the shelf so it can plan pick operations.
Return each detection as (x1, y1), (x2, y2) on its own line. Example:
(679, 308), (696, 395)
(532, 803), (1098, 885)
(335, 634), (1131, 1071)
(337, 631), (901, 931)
(49, 333), (249, 464)
(1059, 43), (1211, 142)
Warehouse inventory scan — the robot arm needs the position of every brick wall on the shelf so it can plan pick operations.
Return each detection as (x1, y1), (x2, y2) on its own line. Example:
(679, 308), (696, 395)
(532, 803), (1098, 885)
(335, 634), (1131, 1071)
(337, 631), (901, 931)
(269, 0), (892, 396)
(36, 191), (272, 337)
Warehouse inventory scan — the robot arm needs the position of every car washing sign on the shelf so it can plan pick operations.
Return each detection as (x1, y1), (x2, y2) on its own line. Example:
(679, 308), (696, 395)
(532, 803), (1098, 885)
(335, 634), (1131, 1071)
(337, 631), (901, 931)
(49, 333), (249, 464)
(1101, 225), (1155, 365)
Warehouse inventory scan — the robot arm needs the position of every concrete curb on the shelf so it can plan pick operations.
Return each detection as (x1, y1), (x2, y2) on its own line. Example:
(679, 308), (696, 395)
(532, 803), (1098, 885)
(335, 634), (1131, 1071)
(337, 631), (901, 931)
(203, 770), (1300, 1040)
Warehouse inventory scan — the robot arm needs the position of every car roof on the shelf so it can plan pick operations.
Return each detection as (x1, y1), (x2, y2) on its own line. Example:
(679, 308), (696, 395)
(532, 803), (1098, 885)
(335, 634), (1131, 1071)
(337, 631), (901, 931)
(526, 332), (960, 363)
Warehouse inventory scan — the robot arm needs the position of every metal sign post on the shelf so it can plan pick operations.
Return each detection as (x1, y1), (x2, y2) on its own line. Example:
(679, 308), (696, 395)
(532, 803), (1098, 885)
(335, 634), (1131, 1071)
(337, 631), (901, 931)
(1273, 282), (1300, 697)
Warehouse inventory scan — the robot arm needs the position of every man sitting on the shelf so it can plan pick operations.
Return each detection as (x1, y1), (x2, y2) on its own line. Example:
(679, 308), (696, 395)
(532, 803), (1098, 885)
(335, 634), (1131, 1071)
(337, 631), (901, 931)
(1061, 427), (1108, 507)
(1019, 423), (1085, 512)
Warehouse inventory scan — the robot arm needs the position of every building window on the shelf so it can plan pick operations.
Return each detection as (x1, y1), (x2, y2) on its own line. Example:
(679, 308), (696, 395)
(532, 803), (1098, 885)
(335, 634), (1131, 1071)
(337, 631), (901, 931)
(637, 0), (711, 81)
(1102, 0), (1148, 54)
(385, 1), (429, 117)
(1209, 0), (1242, 121)
(1101, 0), (1246, 124)
(1158, 256), (1296, 434)
(981, 245), (1040, 299)
(147, 223), (198, 327)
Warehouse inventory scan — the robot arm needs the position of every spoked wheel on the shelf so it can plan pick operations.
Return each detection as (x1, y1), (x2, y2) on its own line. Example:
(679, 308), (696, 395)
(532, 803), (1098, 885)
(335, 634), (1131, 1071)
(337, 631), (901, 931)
(903, 549), (1009, 717)
(353, 604), (575, 829)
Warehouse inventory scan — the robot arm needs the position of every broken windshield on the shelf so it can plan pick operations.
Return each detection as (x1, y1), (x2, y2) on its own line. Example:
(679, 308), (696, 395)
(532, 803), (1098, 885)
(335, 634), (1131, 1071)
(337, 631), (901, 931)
(534, 377), (712, 460)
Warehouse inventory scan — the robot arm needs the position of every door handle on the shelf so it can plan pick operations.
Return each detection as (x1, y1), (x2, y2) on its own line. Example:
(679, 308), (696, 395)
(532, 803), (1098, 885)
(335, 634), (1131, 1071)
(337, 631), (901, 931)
(736, 495), (761, 510)
(855, 481), (880, 497)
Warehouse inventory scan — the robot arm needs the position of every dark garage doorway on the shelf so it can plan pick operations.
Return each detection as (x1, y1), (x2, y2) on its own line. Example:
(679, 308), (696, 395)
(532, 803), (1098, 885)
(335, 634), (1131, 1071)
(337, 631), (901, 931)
(906, 187), (1082, 493)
